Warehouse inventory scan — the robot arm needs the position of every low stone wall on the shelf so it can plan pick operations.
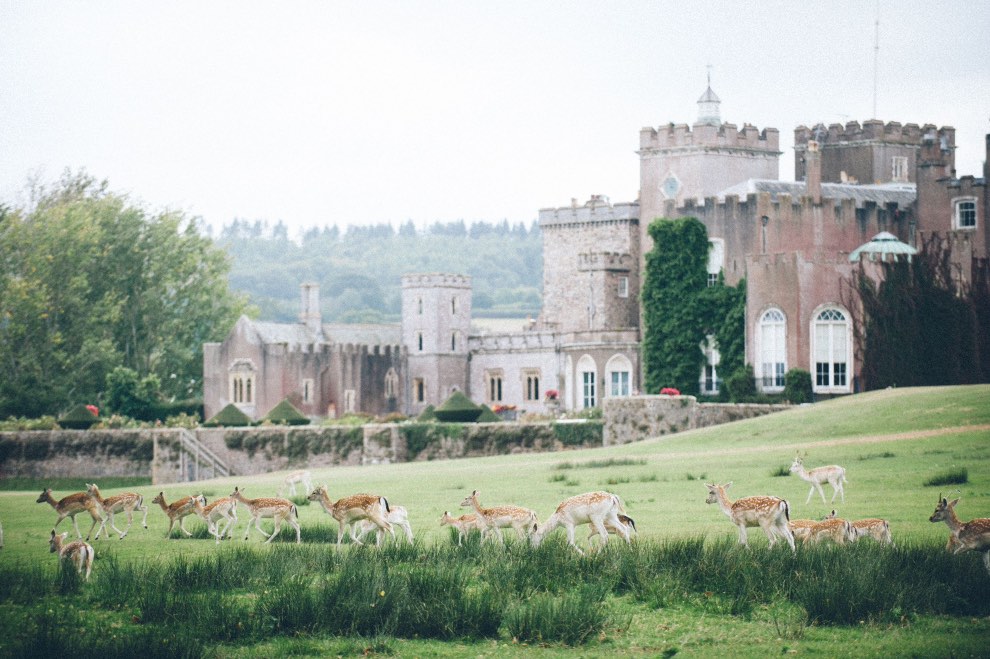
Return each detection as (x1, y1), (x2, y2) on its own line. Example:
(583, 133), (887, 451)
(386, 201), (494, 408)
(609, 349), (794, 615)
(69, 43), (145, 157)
(602, 395), (790, 446)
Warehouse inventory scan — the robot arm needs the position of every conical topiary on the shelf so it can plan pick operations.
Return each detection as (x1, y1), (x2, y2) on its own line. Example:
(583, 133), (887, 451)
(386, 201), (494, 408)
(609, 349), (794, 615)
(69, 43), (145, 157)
(262, 398), (310, 425)
(204, 403), (254, 427)
(476, 404), (501, 423)
(417, 405), (437, 422)
(433, 390), (483, 423)
(58, 404), (99, 430)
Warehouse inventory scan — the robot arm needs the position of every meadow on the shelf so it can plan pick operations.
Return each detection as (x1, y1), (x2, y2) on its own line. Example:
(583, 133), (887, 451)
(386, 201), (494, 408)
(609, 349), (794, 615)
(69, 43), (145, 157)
(0, 385), (988, 657)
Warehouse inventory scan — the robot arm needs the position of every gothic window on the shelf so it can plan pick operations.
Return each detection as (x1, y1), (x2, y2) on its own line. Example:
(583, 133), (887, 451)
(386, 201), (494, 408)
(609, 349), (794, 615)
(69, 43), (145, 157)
(228, 360), (256, 405)
(302, 378), (314, 404)
(605, 354), (632, 398)
(707, 239), (724, 287)
(955, 198), (977, 229)
(699, 337), (720, 395)
(759, 308), (786, 391)
(577, 355), (597, 408)
(384, 368), (398, 399)
(522, 369), (541, 401)
(486, 370), (504, 403)
(813, 307), (850, 392)
(413, 378), (425, 403)
(891, 156), (908, 182)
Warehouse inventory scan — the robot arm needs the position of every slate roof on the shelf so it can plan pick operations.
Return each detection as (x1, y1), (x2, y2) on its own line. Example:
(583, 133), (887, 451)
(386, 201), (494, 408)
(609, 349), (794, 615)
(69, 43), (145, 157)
(718, 180), (916, 208)
(244, 318), (400, 348)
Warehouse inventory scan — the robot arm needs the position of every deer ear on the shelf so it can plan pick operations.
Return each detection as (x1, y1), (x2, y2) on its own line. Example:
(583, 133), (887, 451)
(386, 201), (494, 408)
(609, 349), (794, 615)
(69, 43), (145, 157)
(949, 498), (961, 507)
(725, 481), (733, 489)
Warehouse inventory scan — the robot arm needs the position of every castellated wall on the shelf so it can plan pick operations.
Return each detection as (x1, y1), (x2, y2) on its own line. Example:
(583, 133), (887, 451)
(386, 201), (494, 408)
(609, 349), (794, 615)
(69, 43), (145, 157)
(539, 201), (640, 334)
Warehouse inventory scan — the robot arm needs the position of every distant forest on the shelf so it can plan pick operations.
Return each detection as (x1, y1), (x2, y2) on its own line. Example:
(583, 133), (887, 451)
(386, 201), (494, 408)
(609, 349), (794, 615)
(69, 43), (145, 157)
(214, 218), (543, 324)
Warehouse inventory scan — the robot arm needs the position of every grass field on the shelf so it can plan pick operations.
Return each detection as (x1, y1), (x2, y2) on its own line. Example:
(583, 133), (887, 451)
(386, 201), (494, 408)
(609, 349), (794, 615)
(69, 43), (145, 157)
(1, 385), (988, 657)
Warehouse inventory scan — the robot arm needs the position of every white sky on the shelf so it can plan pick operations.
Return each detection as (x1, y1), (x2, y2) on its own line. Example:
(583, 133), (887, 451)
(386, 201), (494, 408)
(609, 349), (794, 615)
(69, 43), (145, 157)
(2, 1), (988, 235)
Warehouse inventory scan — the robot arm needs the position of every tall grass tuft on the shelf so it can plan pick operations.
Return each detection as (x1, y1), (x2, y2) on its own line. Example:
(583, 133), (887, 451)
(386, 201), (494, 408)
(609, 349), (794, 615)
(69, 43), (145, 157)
(923, 467), (968, 487)
(503, 584), (611, 645)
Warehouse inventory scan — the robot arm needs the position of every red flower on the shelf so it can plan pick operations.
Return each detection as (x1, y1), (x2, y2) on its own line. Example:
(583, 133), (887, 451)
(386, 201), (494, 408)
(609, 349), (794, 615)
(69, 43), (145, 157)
(85, 404), (99, 417)
(544, 389), (559, 400)
(659, 387), (680, 396)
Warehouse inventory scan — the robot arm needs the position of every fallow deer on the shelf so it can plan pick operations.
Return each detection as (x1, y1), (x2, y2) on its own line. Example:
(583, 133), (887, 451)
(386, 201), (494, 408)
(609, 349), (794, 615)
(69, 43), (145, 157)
(151, 492), (199, 538)
(49, 530), (94, 580)
(929, 495), (990, 573)
(807, 517), (857, 546)
(306, 485), (393, 545)
(705, 482), (795, 551)
(352, 504), (413, 544)
(36, 488), (104, 540)
(191, 494), (239, 543)
(460, 490), (539, 544)
(279, 469), (313, 497)
(850, 518), (894, 546)
(789, 456), (847, 505)
(230, 487), (300, 544)
(85, 483), (148, 540)
(440, 511), (487, 545)
(531, 491), (629, 554)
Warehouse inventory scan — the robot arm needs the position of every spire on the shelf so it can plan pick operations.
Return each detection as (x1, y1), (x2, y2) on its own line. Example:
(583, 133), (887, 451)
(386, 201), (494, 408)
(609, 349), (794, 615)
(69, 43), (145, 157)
(697, 64), (721, 126)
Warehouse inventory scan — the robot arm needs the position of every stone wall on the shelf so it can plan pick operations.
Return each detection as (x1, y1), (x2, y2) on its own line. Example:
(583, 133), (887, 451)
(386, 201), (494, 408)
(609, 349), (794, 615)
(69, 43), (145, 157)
(603, 395), (789, 446)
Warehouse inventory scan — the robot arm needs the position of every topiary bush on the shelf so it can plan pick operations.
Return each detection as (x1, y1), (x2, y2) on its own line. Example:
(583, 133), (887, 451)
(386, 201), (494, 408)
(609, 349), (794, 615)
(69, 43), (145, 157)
(476, 404), (501, 423)
(204, 404), (253, 427)
(58, 404), (99, 430)
(725, 365), (757, 402)
(417, 405), (437, 422)
(783, 368), (813, 404)
(262, 399), (310, 426)
(433, 391), (483, 423)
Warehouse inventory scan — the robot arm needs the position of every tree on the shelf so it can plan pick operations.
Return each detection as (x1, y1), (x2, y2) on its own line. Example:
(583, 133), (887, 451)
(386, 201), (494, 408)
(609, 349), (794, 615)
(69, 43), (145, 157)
(0, 171), (247, 417)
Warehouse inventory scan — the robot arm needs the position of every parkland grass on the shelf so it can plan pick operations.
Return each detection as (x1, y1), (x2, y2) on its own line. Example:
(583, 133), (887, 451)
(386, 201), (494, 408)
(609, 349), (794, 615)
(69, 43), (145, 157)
(1, 385), (988, 656)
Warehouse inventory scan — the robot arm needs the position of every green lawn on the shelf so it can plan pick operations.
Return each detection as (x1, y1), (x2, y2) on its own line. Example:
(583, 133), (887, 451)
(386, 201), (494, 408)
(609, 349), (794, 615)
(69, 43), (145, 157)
(1, 385), (988, 656)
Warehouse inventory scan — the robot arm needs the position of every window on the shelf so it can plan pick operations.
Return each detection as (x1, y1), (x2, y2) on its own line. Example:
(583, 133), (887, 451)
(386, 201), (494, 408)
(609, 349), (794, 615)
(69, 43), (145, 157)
(451, 297), (457, 314)
(582, 371), (597, 408)
(813, 308), (850, 391)
(417, 298), (423, 314)
(228, 360), (256, 405)
(605, 354), (633, 398)
(707, 239), (724, 287)
(417, 332), (424, 351)
(451, 331), (457, 351)
(759, 308), (786, 391)
(700, 336), (720, 395)
(302, 378), (314, 404)
(955, 199), (977, 229)
(413, 378), (425, 403)
(343, 389), (356, 414)
(384, 368), (398, 399)
(617, 276), (629, 298)
(891, 156), (908, 182)
(487, 370), (504, 403)
(523, 369), (541, 401)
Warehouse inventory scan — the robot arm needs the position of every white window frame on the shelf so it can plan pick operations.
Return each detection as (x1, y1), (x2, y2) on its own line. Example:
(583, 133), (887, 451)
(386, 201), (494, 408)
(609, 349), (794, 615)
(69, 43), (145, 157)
(891, 156), (908, 182)
(758, 308), (787, 392)
(605, 354), (632, 398)
(955, 198), (977, 230)
(811, 306), (852, 394)
(699, 335), (720, 395)
(707, 239), (724, 288)
(577, 354), (597, 408)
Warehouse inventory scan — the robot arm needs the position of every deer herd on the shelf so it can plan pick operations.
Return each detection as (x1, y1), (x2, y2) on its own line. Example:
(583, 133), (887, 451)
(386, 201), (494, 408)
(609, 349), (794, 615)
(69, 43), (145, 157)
(14, 456), (990, 581)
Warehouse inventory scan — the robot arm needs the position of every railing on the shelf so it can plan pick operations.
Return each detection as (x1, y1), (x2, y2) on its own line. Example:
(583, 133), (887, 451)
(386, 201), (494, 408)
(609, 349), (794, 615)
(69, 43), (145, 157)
(174, 428), (232, 482)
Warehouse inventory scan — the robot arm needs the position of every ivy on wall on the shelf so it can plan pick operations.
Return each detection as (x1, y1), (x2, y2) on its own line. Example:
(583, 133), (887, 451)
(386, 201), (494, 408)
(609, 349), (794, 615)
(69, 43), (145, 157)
(641, 217), (745, 396)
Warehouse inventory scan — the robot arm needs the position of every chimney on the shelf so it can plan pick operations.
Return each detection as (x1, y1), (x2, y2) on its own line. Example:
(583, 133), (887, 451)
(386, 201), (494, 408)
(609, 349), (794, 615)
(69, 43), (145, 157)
(299, 282), (322, 333)
(805, 139), (822, 204)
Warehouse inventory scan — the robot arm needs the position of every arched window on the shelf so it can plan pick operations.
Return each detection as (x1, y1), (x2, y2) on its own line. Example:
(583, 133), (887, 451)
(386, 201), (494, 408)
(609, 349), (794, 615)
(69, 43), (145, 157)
(605, 354), (632, 398)
(813, 307), (850, 392)
(384, 368), (398, 399)
(577, 355), (597, 409)
(228, 359), (256, 406)
(699, 336), (720, 395)
(759, 308), (786, 391)
(707, 239), (724, 287)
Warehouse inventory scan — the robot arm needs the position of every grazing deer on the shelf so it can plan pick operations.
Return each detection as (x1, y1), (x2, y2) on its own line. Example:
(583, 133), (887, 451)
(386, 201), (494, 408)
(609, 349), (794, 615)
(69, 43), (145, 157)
(151, 492), (199, 538)
(440, 511), (487, 545)
(929, 495), (990, 573)
(789, 509), (837, 544)
(460, 490), (539, 544)
(531, 491), (629, 555)
(705, 482), (795, 551)
(789, 456), (847, 505)
(36, 488), (104, 540)
(588, 513), (637, 545)
(191, 494), (239, 544)
(279, 469), (313, 497)
(306, 485), (393, 545)
(85, 483), (148, 540)
(230, 487), (300, 544)
(49, 530), (94, 580)
(807, 517), (858, 546)
(353, 504), (414, 544)
(850, 518), (894, 546)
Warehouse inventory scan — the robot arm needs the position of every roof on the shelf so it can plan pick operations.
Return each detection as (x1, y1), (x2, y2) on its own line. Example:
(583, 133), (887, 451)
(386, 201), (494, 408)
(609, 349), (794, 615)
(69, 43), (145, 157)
(697, 86), (720, 103)
(848, 231), (918, 262)
(718, 179), (916, 208)
(243, 318), (400, 347)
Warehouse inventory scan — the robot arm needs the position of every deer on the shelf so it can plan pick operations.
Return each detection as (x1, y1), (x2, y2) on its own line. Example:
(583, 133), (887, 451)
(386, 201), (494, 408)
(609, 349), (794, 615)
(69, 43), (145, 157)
(929, 495), (990, 573)
(789, 455), (847, 505)
(49, 530), (94, 580)
(306, 485), (393, 545)
(36, 488), (104, 541)
(151, 492), (200, 538)
(85, 483), (148, 540)
(191, 494), (239, 544)
(789, 509), (837, 544)
(460, 490), (539, 545)
(230, 487), (300, 544)
(850, 518), (894, 546)
(278, 469), (313, 497)
(531, 491), (629, 555)
(705, 482), (795, 551)
(440, 511), (488, 545)
(588, 512), (637, 545)
(352, 504), (414, 545)
(807, 517), (858, 546)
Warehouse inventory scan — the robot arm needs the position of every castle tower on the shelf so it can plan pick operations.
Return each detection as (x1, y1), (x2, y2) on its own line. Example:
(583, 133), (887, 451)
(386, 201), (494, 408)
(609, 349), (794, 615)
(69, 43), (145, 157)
(400, 273), (472, 413)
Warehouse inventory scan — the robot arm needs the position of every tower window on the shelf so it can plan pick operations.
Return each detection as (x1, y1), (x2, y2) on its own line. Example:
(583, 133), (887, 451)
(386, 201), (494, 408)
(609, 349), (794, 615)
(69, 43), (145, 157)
(617, 276), (629, 298)
(955, 199), (977, 229)
(891, 156), (908, 182)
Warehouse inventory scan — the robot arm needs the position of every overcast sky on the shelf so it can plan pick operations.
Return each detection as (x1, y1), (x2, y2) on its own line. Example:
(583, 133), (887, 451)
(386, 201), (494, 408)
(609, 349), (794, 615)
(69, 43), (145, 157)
(2, 1), (988, 235)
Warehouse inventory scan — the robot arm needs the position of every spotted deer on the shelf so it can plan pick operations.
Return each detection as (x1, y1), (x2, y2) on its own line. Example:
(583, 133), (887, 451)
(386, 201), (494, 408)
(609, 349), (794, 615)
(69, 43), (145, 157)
(352, 504), (413, 544)
(36, 488), (104, 540)
(531, 491), (629, 554)
(279, 469), (313, 497)
(789, 509), (837, 544)
(588, 512), (637, 545)
(191, 494), (239, 544)
(151, 492), (199, 538)
(850, 518), (894, 546)
(306, 485), (393, 545)
(705, 482), (795, 551)
(789, 456), (847, 505)
(460, 490), (539, 544)
(230, 487), (300, 543)
(807, 517), (858, 546)
(929, 495), (990, 573)
(86, 483), (148, 540)
(49, 530), (94, 580)
(440, 511), (487, 545)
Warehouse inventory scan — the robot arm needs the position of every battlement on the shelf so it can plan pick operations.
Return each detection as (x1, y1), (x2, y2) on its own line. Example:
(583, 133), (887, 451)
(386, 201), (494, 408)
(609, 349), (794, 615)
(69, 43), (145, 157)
(401, 273), (472, 289)
(577, 251), (634, 272)
(795, 120), (954, 148)
(639, 122), (780, 153)
(539, 199), (639, 228)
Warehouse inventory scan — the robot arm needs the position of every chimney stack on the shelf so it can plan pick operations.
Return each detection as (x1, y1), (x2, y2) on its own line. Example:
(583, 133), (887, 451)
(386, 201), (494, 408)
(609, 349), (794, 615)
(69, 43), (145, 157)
(805, 139), (822, 204)
(299, 282), (322, 333)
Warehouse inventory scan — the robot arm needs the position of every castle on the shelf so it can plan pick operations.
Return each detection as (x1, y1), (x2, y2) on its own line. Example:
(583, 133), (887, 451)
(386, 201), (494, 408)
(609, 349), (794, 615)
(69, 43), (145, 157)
(203, 84), (988, 421)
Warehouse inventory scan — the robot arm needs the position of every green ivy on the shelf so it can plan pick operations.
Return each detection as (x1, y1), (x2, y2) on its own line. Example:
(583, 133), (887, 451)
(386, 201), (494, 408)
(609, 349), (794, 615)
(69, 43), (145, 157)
(552, 421), (604, 447)
(641, 218), (745, 395)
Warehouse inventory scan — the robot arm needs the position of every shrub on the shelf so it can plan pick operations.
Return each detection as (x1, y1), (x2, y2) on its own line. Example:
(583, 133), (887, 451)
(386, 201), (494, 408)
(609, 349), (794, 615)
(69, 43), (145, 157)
(725, 364), (757, 402)
(205, 404), (253, 427)
(552, 421), (604, 447)
(923, 467), (968, 487)
(57, 404), (99, 430)
(433, 391), (483, 423)
(416, 405), (437, 422)
(783, 368), (813, 404)
(476, 404), (501, 422)
(262, 399), (310, 426)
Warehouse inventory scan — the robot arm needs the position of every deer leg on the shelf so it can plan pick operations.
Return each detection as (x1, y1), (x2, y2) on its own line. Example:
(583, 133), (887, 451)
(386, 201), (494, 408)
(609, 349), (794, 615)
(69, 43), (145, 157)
(85, 513), (101, 542)
(178, 515), (193, 537)
(736, 523), (749, 547)
(140, 504), (149, 529)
